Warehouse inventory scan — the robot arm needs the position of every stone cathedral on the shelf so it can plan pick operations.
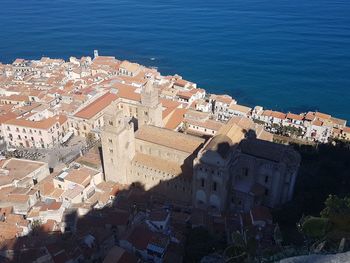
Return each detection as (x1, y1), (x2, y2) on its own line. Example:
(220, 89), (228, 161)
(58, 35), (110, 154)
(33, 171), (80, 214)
(101, 79), (300, 213)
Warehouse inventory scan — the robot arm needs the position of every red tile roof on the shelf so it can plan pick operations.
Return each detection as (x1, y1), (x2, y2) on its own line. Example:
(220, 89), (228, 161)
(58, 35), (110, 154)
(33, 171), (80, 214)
(0, 112), (17, 124)
(177, 91), (193, 100)
(304, 112), (315, 121)
(313, 119), (323, 127)
(127, 226), (153, 250)
(5, 115), (67, 130)
(74, 92), (118, 119)
(286, 113), (303, 121)
(270, 111), (286, 119)
(164, 108), (188, 130)
(116, 84), (141, 102)
(174, 78), (188, 87)
(315, 112), (331, 120)
(39, 201), (62, 211)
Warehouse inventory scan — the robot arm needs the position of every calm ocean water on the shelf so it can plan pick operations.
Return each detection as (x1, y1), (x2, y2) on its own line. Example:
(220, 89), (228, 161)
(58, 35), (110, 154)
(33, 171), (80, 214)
(1, 0), (350, 120)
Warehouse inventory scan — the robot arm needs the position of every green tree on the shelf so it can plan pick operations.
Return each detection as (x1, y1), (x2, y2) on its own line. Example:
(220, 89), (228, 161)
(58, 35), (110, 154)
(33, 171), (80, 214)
(300, 216), (330, 239)
(320, 195), (350, 218)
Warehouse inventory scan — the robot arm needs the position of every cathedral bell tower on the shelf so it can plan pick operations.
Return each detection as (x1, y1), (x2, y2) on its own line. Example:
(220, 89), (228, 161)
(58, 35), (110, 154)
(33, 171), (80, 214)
(137, 77), (163, 128)
(101, 102), (135, 184)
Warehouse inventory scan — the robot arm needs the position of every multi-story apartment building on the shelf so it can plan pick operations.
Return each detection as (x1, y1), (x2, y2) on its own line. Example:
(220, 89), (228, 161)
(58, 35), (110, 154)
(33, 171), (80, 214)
(69, 92), (119, 138)
(2, 115), (68, 148)
(53, 166), (103, 205)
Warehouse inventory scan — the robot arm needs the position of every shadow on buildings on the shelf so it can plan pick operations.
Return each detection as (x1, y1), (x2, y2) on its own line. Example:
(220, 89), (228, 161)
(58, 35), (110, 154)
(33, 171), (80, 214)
(1, 129), (331, 262)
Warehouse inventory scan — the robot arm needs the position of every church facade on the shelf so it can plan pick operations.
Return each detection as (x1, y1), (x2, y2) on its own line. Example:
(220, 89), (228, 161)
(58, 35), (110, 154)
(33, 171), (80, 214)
(192, 130), (300, 213)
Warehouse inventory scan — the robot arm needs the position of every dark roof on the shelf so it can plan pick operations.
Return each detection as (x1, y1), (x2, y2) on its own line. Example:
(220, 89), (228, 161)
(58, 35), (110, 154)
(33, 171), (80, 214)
(118, 252), (138, 263)
(204, 134), (233, 159)
(127, 225), (168, 251)
(149, 210), (169, 222)
(239, 139), (288, 162)
(249, 183), (266, 196)
(127, 226), (153, 250)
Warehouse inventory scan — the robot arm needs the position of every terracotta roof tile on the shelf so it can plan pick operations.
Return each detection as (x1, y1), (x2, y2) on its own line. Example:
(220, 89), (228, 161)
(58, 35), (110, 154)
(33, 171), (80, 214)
(164, 108), (188, 130)
(286, 113), (303, 121)
(270, 111), (286, 119)
(313, 119), (323, 126)
(74, 92), (118, 119)
(5, 115), (66, 130)
(119, 61), (141, 73)
(113, 83), (141, 102)
(315, 111), (331, 120)
(229, 103), (252, 114)
(63, 167), (97, 186)
(135, 125), (204, 154)
(177, 91), (193, 100)
(133, 153), (187, 176)
(304, 112), (315, 121)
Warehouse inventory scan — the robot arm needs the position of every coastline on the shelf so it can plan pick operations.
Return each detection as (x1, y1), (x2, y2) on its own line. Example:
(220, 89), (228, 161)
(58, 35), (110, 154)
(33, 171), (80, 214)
(0, 53), (349, 144)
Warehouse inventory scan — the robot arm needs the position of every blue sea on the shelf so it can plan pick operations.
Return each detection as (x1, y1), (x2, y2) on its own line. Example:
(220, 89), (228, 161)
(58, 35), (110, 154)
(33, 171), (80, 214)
(1, 0), (350, 120)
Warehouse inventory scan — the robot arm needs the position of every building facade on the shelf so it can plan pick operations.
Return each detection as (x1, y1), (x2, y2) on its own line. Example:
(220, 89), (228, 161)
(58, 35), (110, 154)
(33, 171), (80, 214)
(192, 123), (300, 214)
(3, 115), (68, 148)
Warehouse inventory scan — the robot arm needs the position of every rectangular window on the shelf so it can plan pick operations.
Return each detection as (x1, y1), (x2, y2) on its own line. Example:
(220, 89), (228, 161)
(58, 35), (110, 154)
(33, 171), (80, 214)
(201, 178), (205, 187)
(265, 189), (269, 196)
(213, 182), (217, 191)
